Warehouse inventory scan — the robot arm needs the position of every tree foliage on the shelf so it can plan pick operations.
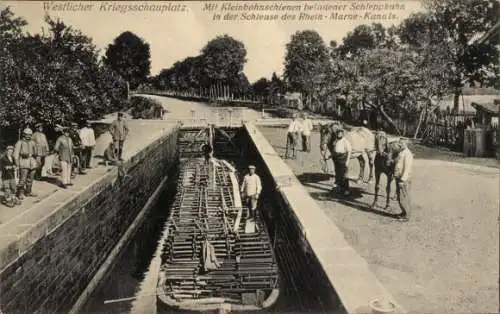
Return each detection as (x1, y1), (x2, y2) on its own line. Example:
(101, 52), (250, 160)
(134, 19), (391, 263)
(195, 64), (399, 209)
(152, 34), (249, 97)
(104, 31), (151, 90)
(279, 0), (499, 134)
(0, 7), (127, 136)
(402, 0), (499, 87)
(201, 35), (247, 85)
(283, 30), (329, 107)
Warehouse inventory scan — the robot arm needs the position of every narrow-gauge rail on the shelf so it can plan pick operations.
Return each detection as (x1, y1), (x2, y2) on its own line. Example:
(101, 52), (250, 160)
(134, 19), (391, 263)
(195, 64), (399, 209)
(157, 157), (279, 312)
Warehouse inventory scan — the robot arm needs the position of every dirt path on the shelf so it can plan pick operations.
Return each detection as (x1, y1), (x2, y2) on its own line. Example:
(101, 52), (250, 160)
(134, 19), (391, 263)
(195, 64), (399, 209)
(136, 94), (266, 121)
(259, 126), (499, 314)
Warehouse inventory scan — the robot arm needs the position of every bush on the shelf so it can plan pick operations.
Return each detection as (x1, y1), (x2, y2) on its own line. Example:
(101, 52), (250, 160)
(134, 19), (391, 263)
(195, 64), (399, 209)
(129, 96), (165, 119)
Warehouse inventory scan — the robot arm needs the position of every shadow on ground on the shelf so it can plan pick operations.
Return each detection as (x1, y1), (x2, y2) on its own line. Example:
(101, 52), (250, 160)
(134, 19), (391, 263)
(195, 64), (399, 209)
(296, 172), (332, 183)
(308, 187), (401, 219)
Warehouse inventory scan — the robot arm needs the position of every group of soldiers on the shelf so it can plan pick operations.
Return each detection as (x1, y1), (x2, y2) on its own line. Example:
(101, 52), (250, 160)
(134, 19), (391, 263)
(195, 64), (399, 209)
(285, 112), (314, 158)
(0, 122), (96, 207)
(0, 112), (130, 208)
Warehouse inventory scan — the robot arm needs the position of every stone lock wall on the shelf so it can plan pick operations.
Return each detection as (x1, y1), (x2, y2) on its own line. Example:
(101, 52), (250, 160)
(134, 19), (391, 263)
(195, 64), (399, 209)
(0, 129), (178, 313)
(235, 127), (342, 313)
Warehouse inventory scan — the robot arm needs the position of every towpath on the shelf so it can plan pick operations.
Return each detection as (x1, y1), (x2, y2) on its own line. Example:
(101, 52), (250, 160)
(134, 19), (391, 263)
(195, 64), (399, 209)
(259, 125), (499, 314)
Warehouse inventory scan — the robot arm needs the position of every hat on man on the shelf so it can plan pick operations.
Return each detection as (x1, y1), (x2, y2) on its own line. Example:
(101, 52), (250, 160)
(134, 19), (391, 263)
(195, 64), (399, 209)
(23, 128), (33, 135)
(248, 165), (256, 169)
(6, 145), (14, 150)
(71, 122), (78, 127)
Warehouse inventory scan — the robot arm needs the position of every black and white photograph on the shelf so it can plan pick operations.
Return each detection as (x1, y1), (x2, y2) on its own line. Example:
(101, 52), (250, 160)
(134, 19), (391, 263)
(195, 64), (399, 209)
(0, 1), (498, 313)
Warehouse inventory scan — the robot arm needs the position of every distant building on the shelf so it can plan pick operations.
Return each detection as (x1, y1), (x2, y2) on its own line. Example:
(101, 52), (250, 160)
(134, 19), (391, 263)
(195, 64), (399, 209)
(471, 99), (500, 128)
(279, 92), (303, 110)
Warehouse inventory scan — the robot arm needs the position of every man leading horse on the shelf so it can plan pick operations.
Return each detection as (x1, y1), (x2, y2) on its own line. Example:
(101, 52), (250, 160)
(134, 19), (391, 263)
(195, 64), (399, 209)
(319, 121), (376, 187)
(319, 122), (413, 221)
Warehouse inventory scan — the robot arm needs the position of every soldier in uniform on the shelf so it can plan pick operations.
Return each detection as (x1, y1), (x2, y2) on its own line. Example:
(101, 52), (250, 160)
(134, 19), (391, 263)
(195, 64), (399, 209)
(393, 138), (414, 222)
(201, 140), (213, 164)
(109, 112), (129, 161)
(1, 145), (21, 207)
(332, 128), (352, 196)
(32, 123), (49, 180)
(54, 127), (74, 188)
(69, 122), (85, 175)
(14, 128), (39, 199)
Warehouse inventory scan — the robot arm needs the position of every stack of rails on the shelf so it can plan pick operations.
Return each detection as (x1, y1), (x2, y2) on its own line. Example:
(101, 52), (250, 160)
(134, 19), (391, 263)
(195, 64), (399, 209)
(157, 158), (280, 311)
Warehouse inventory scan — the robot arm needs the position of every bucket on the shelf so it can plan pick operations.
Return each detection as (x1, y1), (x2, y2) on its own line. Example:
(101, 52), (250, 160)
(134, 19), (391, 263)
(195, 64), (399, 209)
(370, 297), (396, 314)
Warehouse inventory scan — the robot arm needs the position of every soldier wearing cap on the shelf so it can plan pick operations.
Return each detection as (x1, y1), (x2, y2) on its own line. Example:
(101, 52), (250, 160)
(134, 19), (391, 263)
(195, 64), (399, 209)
(1, 145), (21, 207)
(240, 165), (262, 219)
(79, 121), (96, 169)
(332, 128), (352, 196)
(393, 137), (413, 222)
(14, 128), (39, 198)
(300, 112), (313, 152)
(285, 113), (301, 159)
(109, 112), (129, 161)
(44, 124), (64, 176)
(201, 140), (213, 164)
(54, 126), (74, 188)
(69, 122), (85, 175)
(32, 123), (49, 179)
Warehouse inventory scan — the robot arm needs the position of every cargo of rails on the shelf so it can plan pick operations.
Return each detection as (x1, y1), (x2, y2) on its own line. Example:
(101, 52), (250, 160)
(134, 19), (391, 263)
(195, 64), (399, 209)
(156, 157), (280, 312)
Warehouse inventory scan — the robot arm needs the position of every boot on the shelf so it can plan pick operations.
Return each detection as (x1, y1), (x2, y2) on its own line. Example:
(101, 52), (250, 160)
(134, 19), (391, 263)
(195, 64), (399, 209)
(16, 186), (25, 200)
(4, 198), (15, 208)
(14, 196), (22, 205)
(25, 185), (37, 197)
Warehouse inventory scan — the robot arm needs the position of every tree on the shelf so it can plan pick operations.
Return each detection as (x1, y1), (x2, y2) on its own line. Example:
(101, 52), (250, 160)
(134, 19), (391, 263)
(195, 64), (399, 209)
(104, 31), (151, 89)
(200, 34), (247, 87)
(336, 23), (392, 56)
(283, 30), (329, 109)
(400, 0), (500, 110)
(153, 34), (248, 98)
(0, 7), (29, 130)
(324, 46), (455, 135)
(251, 77), (270, 99)
(0, 8), (127, 141)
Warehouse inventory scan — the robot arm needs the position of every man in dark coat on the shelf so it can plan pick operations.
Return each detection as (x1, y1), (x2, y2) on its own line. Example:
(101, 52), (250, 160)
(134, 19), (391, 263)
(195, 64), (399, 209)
(109, 112), (129, 161)
(69, 122), (86, 175)
(1, 146), (21, 207)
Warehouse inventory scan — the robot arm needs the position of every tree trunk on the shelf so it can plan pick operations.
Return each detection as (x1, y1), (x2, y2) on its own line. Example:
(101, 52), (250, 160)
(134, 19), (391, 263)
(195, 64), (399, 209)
(379, 106), (401, 135)
(453, 89), (460, 113)
(415, 101), (442, 139)
(414, 107), (426, 139)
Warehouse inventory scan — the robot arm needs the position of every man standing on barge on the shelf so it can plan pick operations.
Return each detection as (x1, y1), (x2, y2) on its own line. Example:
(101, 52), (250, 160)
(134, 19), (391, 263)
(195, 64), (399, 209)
(240, 165), (262, 220)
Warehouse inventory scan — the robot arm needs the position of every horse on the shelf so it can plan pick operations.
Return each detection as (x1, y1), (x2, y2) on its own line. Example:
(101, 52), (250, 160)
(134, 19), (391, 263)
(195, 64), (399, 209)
(285, 131), (299, 159)
(319, 122), (377, 185)
(370, 132), (402, 210)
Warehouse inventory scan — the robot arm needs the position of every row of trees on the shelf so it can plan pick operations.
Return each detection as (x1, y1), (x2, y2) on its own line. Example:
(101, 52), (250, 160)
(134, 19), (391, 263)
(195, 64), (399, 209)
(280, 0), (499, 135)
(0, 7), (153, 142)
(151, 35), (251, 99)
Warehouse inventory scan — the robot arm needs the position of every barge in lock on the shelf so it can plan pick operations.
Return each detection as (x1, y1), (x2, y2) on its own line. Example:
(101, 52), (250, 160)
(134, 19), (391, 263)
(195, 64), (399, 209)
(157, 157), (280, 312)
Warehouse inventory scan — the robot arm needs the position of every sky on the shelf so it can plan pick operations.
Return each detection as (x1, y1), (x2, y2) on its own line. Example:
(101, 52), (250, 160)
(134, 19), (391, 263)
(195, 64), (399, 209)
(4, 1), (424, 83)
